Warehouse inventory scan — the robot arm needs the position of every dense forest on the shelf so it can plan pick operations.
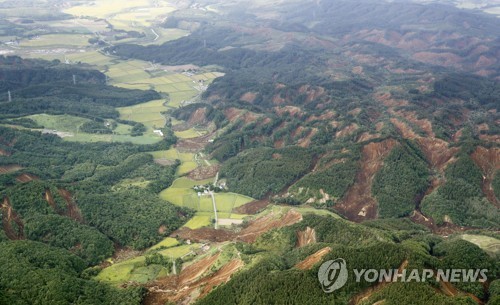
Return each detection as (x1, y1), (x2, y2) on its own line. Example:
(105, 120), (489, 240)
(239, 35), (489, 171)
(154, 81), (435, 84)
(196, 214), (498, 305)
(0, 0), (499, 303)
(421, 155), (499, 228)
(0, 57), (192, 304)
(372, 142), (429, 218)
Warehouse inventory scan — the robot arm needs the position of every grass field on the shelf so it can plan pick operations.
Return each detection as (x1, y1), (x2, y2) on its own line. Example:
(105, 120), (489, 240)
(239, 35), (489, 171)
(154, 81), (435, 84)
(64, 0), (151, 20)
(174, 128), (207, 139)
(148, 148), (194, 162)
(118, 99), (168, 129)
(96, 243), (199, 285)
(148, 149), (197, 175)
(294, 207), (342, 218)
(25, 114), (163, 145)
(26, 114), (89, 133)
(20, 34), (92, 48)
(461, 234), (500, 256)
(183, 215), (213, 229)
(149, 237), (180, 251)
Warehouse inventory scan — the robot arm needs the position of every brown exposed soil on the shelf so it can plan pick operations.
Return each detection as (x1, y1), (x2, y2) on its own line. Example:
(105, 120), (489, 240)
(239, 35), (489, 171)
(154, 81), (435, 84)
(295, 247), (331, 270)
(348, 108), (362, 116)
(439, 278), (482, 304)
(452, 128), (464, 142)
(174, 208), (303, 243)
(411, 209), (475, 236)
(44, 189), (57, 211)
(145, 253), (220, 304)
(349, 260), (408, 305)
(306, 111), (336, 123)
(298, 128), (318, 148)
(352, 66), (364, 75)
(0, 148), (11, 156)
(417, 138), (459, 171)
(15, 173), (39, 183)
(199, 259), (244, 297)
(474, 55), (496, 69)
(233, 198), (271, 214)
(412, 52), (462, 67)
(336, 123), (359, 138)
(272, 93), (285, 104)
(298, 85), (326, 103)
(471, 146), (500, 207)
(223, 108), (244, 122)
(187, 108), (208, 126)
(390, 118), (418, 139)
(58, 189), (83, 222)
(171, 227), (236, 243)
(1, 197), (24, 240)
(145, 253), (244, 305)
(296, 226), (316, 247)
(335, 139), (398, 222)
(479, 134), (500, 143)
(357, 132), (381, 143)
(374, 92), (409, 108)
(397, 111), (435, 137)
(410, 210), (437, 231)
(274, 139), (284, 149)
(180, 253), (221, 286)
(0, 165), (23, 174)
(176, 134), (214, 153)
(240, 92), (257, 103)
(224, 107), (259, 124)
(237, 209), (303, 243)
(273, 106), (303, 117)
(188, 165), (220, 180)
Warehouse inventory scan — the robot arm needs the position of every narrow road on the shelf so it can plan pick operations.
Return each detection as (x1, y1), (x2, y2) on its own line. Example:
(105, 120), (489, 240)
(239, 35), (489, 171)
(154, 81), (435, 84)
(151, 28), (159, 41)
(210, 191), (218, 229)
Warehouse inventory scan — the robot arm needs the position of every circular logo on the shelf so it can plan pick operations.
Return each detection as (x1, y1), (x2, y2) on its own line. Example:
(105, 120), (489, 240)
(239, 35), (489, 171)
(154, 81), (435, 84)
(318, 258), (348, 293)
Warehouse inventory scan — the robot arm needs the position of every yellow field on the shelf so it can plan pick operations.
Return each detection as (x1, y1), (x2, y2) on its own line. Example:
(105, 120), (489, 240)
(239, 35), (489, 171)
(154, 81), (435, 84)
(20, 34), (92, 48)
(149, 237), (179, 251)
(64, 0), (151, 19)
(65, 0), (177, 34)
(145, 28), (189, 45)
(183, 215), (212, 229)
(118, 99), (167, 129)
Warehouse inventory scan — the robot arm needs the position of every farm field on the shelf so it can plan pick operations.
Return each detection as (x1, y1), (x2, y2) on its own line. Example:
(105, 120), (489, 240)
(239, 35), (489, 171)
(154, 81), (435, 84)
(160, 176), (253, 220)
(149, 237), (180, 251)
(64, 0), (152, 20)
(183, 215), (213, 229)
(19, 34), (92, 48)
(118, 99), (168, 129)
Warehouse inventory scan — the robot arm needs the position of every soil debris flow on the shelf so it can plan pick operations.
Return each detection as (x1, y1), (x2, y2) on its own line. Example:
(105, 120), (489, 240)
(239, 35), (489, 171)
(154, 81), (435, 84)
(335, 139), (397, 221)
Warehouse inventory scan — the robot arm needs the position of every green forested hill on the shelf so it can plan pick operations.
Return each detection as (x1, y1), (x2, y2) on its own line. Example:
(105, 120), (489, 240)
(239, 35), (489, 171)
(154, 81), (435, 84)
(0, 0), (499, 304)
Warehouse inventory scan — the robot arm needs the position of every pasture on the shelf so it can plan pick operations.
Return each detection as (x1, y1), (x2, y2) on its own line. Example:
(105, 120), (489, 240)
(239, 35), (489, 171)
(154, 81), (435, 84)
(461, 234), (500, 256)
(96, 244), (199, 285)
(25, 114), (163, 145)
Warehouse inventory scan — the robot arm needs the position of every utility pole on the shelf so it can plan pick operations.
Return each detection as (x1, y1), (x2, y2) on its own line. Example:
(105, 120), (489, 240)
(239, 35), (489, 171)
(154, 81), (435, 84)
(7, 90), (11, 102)
(73, 75), (76, 85)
